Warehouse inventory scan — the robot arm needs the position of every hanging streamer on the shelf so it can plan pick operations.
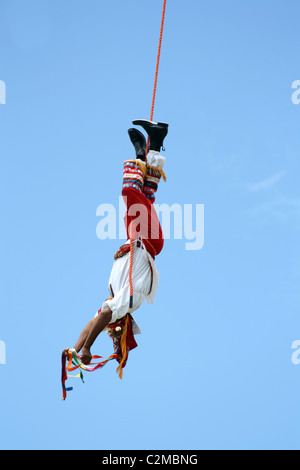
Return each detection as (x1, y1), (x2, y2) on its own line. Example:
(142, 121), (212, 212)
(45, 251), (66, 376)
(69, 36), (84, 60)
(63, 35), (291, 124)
(61, 314), (137, 400)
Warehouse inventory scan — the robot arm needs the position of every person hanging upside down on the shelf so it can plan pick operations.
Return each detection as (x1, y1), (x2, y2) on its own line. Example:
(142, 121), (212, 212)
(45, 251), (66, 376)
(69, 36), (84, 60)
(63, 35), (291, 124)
(63, 120), (169, 368)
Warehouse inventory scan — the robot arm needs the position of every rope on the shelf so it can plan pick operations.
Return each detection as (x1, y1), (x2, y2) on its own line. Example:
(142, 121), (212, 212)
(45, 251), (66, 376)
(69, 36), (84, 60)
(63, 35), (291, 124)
(130, 0), (167, 307)
(146, 0), (167, 156)
(129, 222), (134, 309)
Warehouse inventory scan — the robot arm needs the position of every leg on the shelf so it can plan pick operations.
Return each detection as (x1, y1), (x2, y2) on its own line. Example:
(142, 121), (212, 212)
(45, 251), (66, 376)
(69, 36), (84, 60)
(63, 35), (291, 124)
(127, 123), (167, 203)
(81, 307), (112, 365)
(142, 154), (166, 203)
(122, 151), (165, 256)
(122, 186), (164, 257)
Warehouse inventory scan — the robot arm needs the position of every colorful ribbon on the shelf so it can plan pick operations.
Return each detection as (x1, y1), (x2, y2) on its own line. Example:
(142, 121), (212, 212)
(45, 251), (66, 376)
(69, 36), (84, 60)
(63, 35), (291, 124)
(61, 349), (121, 400)
(61, 314), (137, 400)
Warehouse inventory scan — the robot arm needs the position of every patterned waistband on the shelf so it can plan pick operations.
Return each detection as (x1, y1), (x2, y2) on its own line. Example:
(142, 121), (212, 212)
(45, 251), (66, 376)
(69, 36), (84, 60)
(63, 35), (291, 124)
(114, 240), (156, 260)
(114, 241), (139, 260)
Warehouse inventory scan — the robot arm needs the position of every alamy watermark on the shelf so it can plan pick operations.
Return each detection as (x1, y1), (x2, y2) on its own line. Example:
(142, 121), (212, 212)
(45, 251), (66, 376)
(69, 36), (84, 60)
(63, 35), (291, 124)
(291, 340), (300, 365)
(0, 80), (6, 105)
(0, 81), (6, 356)
(96, 197), (204, 251)
(291, 80), (300, 105)
(0, 340), (6, 365)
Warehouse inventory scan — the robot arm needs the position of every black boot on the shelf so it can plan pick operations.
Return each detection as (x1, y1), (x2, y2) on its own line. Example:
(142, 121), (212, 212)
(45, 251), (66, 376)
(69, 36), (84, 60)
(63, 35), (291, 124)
(132, 119), (169, 152)
(128, 128), (147, 161)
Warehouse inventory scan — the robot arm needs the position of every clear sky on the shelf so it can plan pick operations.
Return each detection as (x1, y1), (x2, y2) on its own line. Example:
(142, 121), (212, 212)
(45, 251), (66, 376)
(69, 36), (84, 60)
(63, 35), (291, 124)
(0, 0), (299, 450)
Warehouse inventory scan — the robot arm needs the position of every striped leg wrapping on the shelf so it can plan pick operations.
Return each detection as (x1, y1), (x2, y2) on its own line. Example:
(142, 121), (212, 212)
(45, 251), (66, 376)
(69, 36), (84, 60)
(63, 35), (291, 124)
(143, 166), (164, 201)
(123, 160), (146, 194)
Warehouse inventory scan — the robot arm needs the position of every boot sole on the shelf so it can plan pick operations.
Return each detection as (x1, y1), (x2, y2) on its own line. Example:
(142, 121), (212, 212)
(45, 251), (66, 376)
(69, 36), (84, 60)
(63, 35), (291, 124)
(132, 119), (169, 128)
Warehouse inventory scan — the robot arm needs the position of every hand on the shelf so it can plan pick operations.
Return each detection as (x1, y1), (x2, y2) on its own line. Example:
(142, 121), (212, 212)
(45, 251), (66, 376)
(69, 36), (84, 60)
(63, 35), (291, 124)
(62, 348), (70, 358)
(81, 346), (92, 365)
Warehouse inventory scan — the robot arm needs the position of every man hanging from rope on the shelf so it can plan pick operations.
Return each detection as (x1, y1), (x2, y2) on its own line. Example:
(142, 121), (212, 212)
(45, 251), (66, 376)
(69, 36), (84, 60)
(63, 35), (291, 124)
(62, 120), (168, 386)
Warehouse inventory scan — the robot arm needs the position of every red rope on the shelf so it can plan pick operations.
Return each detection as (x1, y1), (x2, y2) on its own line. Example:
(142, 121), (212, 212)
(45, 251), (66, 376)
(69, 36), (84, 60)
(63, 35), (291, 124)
(146, 0), (167, 155)
(129, 222), (134, 309)
(129, 1), (167, 308)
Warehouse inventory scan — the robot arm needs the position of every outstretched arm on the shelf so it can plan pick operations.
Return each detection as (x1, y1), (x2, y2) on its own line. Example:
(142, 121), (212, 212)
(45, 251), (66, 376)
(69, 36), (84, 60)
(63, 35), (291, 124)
(73, 319), (95, 353)
(80, 308), (112, 365)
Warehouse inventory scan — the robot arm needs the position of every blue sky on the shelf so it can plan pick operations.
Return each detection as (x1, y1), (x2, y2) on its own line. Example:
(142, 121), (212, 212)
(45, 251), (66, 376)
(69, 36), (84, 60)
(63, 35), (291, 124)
(0, 0), (299, 450)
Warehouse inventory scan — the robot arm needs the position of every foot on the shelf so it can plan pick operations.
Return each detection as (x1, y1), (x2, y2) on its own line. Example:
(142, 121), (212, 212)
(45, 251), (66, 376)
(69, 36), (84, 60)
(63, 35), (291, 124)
(132, 119), (169, 152)
(128, 128), (146, 161)
(81, 346), (92, 365)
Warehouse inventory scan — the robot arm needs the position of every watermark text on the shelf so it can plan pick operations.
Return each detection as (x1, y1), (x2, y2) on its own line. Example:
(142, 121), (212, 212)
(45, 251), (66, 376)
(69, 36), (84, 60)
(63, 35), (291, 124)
(96, 197), (204, 251)
(0, 80), (6, 105)
(291, 340), (300, 365)
(0, 340), (6, 365)
(291, 80), (300, 105)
